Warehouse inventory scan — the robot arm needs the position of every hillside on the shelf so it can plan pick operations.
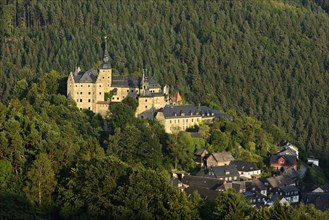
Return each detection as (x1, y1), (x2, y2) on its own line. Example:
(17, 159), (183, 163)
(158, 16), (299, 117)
(1, 0), (328, 167)
(1, 0), (329, 218)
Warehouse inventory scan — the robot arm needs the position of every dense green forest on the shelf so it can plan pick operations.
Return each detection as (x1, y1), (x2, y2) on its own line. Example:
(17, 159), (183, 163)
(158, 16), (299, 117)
(1, 0), (329, 218)
(0, 69), (326, 219)
(1, 0), (328, 165)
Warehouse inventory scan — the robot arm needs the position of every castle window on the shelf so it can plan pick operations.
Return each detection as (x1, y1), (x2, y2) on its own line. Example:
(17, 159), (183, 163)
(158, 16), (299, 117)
(192, 119), (194, 122)
(178, 120), (180, 123)
(88, 85), (90, 87)
(77, 99), (79, 102)
(145, 106), (147, 108)
(112, 97), (115, 100)
(75, 85), (77, 87)
(99, 92), (102, 95)
(88, 107), (91, 110)
(186, 119), (188, 122)
(127, 90), (129, 92)
(99, 85), (101, 87)
(88, 92), (91, 95)
(170, 120), (172, 124)
(117, 97), (119, 100)
(131, 90), (134, 92)
(108, 84), (110, 87)
(81, 85), (83, 87)
(145, 99), (148, 102)
(77, 92), (79, 95)
(80, 99), (82, 102)
(123, 96), (125, 99)
(80, 92), (82, 94)
(108, 76), (110, 79)
(103, 77), (105, 79)
(80, 108), (82, 110)
(88, 99), (91, 103)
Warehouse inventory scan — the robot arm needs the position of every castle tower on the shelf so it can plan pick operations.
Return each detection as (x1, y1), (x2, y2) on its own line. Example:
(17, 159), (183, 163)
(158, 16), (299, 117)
(96, 37), (112, 97)
(141, 69), (149, 95)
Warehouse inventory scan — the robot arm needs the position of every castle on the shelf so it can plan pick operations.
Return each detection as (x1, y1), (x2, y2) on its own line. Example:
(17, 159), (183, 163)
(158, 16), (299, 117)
(67, 41), (166, 118)
(67, 40), (232, 133)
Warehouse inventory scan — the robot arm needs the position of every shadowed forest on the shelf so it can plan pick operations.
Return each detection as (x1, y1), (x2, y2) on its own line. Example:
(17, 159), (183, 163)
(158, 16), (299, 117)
(0, 0), (329, 219)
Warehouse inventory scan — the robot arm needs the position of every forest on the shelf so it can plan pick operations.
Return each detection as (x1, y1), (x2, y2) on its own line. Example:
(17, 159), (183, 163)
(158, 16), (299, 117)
(0, 0), (329, 219)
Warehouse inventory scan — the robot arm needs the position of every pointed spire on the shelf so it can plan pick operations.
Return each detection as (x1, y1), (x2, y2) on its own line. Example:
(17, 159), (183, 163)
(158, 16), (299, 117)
(101, 36), (111, 69)
(103, 36), (109, 63)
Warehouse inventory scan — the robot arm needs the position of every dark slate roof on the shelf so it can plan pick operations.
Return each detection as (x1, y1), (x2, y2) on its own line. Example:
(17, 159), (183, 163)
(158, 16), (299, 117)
(230, 160), (259, 172)
(278, 148), (298, 157)
(181, 175), (224, 190)
(302, 193), (329, 211)
(111, 76), (140, 88)
(211, 165), (239, 178)
(160, 105), (233, 121)
(300, 183), (320, 193)
(184, 186), (219, 200)
(243, 192), (267, 204)
(282, 167), (299, 180)
(148, 77), (161, 89)
(211, 152), (235, 163)
(140, 91), (163, 97)
(194, 148), (208, 156)
(264, 176), (285, 188)
(74, 69), (98, 83)
(270, 155), (297, 165)
(245, 179), (267, 191)
(188, 132), (202, 139)
(263, 173), (297, 189)
(281, 185), (299, 193)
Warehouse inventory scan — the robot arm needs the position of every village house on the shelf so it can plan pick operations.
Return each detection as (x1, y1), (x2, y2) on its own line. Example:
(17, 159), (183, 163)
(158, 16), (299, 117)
(245, 179), (268, 196)
(194, 148), (209, 166)
(277, 141), (299, 159)
(217, 181), (246, 193)
(270, 155), (297, 171)
(230, 160), (261, 179)
(206, 152), (235, 167)
(205, 165), (240, 182)
(244, 191), (268, 207)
